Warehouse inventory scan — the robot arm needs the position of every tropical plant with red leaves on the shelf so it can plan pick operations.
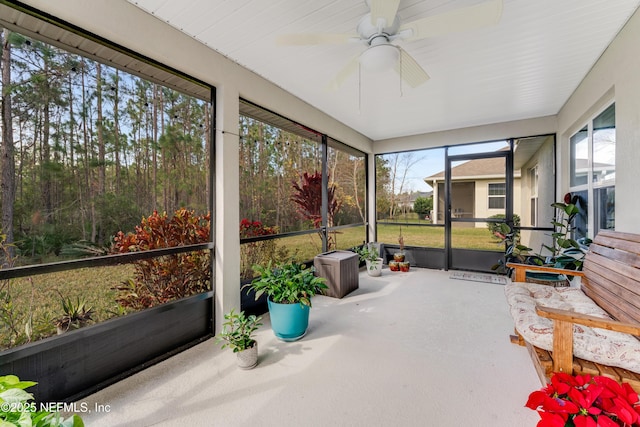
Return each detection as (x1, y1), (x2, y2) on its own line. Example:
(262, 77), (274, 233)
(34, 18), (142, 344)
(526, 372), (640, 427)
(290, 171), (341, 250)
(112, 209), (211, 309)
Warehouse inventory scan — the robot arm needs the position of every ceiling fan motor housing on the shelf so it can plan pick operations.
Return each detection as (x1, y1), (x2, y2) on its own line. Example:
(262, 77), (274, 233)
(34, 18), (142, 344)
(357, 13), (401, 44)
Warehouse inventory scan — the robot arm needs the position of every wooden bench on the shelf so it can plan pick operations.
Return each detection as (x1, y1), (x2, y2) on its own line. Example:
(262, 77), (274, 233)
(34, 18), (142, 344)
(507, 230), (640, 391)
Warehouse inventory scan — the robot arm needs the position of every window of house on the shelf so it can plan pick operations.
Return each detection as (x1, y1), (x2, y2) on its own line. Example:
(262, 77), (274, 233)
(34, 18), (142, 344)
(488, 183), (506, 209)
(568, 103), (615, 240)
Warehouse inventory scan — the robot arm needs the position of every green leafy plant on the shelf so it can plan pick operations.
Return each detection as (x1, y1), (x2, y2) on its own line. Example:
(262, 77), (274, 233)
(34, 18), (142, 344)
(541, 193), (590, 271)
(413, 196), (432, 218)
(0, 375), (84, 427)
(487, 214), (521, 240)
(54, 294), (94, 334)
(111, 209), (211, 309)
(492, 194), (591, 274)
(491, 221), (536, 275)
(354, 243), (382, 273)
(354, 243), (379, 264)
(216, 309), (262, 353)
(246, 261), (327, 307)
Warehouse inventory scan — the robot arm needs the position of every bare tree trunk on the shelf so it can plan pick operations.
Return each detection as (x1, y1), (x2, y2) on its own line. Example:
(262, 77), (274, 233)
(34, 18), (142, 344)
(153, 84), (159, 211)
(41, 61), (52, 223)
(1, 29), (16, 262)
(113, 69), (121, 194)
(79, 59), (89, 241)
(353, 159), (365, 223)
(93, 62), (104, 243)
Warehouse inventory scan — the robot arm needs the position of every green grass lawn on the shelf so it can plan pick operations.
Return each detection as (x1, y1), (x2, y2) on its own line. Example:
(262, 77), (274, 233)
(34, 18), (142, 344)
(250, 223), (502, 268)
(377, 224), (503, 251)
(1, 264), (134, 350)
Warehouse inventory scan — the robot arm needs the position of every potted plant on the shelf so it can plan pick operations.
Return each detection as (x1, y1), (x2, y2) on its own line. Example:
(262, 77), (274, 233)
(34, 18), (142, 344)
(246, 261), (327, 341)
(491, 193), (590, 284)
(354, 243), (383, 277)
(216, 308), (262, 370)
(54, 294), (94, 335)
(394, 231), (406, 262)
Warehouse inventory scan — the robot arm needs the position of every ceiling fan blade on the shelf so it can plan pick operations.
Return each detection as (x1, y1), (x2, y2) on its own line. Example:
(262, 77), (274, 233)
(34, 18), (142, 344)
(395, 48), (430, 88)
(369, 0), (401, 27)
(276, 33), (357, 46)
(326, 57), (360, 91)
(399, 0), (503, 41)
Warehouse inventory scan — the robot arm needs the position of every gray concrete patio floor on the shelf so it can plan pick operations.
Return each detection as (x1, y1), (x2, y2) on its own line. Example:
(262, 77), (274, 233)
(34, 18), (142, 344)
(80, 268), (541, 426)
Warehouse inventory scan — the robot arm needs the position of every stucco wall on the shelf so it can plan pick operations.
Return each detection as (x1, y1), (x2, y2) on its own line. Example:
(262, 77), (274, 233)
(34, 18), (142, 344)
(557, 7), (640, 234)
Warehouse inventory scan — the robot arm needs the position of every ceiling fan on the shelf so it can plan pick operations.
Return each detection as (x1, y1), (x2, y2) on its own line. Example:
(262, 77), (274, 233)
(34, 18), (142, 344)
(277, 0), (503, 89)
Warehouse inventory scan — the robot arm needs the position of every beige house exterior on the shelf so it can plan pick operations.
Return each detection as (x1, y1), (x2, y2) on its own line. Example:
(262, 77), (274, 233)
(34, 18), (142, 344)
(423, 136), (557, 253)
(425, 156), (522, 228)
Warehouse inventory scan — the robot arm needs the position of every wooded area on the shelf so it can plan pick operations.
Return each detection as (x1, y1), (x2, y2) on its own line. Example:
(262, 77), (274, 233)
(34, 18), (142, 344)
(238, 116), (367, 233)
(0, 28), (210, 265)
(0, 26), (423, 270)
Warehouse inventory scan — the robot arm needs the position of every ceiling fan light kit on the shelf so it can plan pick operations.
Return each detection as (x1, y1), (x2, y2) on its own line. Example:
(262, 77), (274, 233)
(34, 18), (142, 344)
(359, 39), (399, 72)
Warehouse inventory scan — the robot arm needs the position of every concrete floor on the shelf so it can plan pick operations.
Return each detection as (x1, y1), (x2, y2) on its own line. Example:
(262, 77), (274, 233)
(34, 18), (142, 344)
(80, 268), (541, 427)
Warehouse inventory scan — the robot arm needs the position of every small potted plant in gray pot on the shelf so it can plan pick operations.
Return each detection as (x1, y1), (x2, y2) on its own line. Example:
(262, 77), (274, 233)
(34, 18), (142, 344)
(217, 308), (262, 369)
(246, 261), (327, 341)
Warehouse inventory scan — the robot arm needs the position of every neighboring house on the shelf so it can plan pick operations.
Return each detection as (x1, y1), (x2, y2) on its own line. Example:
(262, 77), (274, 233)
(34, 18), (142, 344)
(396, 191), (433, 212)
(425, 156), (521, 227)
(424, 138), (557, 230)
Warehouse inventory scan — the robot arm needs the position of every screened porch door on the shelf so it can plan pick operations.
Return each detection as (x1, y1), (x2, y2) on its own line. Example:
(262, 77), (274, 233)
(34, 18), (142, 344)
(445, 148), (513, 272)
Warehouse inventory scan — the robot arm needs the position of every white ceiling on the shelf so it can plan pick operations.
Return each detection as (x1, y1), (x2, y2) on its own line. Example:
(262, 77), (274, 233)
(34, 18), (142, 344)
(127, 0), (640, 141)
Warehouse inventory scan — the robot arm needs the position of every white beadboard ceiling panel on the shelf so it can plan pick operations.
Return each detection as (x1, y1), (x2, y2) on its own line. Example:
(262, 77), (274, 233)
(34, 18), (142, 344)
(128, 0), (640, 141)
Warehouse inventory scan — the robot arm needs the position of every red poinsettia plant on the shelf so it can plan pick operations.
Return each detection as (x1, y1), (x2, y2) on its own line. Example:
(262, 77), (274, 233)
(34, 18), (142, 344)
(526, 372), (640, 427)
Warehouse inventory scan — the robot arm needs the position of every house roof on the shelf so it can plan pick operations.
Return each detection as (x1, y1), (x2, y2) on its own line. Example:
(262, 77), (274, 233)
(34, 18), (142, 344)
(425, 156), (519, 182)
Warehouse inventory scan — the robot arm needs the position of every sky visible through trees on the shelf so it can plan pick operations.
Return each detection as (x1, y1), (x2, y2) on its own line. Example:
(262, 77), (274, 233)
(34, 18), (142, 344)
(0, 28), (210, 265)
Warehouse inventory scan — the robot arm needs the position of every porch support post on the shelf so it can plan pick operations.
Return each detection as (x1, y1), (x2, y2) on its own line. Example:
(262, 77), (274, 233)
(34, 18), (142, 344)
(214, 84), (241, 334)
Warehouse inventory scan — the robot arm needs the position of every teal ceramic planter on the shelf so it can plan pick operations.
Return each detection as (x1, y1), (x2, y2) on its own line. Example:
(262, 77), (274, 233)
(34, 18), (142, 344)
(267, 299), (310, 341)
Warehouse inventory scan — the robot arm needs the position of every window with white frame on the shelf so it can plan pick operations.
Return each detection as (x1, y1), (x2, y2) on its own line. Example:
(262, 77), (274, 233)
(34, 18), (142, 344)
(569, 103), (615, 240)
(488, 183), (506, 209)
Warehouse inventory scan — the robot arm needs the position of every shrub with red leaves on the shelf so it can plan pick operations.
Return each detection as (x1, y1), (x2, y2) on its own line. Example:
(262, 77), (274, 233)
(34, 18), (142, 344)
(112, 209), (211, 309)
(290, 171), (342, 250)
